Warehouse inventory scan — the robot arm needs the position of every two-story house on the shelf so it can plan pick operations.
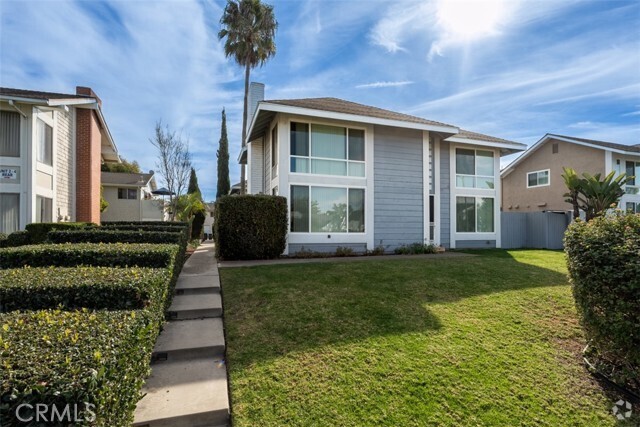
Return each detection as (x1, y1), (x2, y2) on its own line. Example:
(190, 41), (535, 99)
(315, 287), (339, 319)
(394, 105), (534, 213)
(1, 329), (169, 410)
(241, 84), (526, 254)
(501, 134), (640, 213)
(100, 171), (164, 222)
(0, 87), (120, 233)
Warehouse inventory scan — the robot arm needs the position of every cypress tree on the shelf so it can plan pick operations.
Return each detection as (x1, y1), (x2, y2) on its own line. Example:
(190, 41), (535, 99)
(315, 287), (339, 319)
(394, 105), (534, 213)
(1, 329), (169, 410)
(217, 108), (231, 199)
(187, 167), (200, 194)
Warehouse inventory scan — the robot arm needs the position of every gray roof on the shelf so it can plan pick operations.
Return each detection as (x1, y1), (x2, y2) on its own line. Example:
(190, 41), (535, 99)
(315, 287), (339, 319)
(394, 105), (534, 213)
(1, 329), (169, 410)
(264, 98), (456, 129)
(101, 172), (154, 187)
(450, 129), (522, 146)
(548, 134), (640, 153)
(0, 87), (94, 101)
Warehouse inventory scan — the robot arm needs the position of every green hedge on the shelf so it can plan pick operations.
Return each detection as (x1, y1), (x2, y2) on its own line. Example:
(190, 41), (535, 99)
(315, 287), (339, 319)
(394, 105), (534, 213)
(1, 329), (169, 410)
(0, 309), (157, 426)
(564, 213), (640, 390)
(102, 221), (188, 228)
(0, 231), (30, 248)
(0, 266), (170, 314)
(0, 243), (179, 269)
(98, 224), (187, 232)
(25, 222), (94, 244)
(48, 229), (187, 245)
(214, 195), (287, 260)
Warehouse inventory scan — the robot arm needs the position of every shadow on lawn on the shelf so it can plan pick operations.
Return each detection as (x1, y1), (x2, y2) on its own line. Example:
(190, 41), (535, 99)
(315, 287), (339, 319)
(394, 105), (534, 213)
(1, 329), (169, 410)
(221, 251), (569, 369)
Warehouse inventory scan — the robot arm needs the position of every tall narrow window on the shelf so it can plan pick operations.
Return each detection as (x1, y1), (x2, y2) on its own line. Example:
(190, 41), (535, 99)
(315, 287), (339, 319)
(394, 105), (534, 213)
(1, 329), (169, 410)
(36, 196), (52, 223)
(290, 185), (309, 232)
(0, 193), (19, 233)
(0, 111), (20, 157)
(348, 188), (365, 232)
(37, 119), (53, 166)
(271, 125), (278, 167)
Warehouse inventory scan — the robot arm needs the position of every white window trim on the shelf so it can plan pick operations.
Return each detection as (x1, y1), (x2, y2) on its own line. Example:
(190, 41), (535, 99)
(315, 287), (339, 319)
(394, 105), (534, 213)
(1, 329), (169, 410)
(289, 183), (367, 235)
(526, 169), (550, 188)
(288, 119), (368, 179)
(454, 148), (496, 190)
(449, 143), (500, 248)
(454, 195), (497, 234)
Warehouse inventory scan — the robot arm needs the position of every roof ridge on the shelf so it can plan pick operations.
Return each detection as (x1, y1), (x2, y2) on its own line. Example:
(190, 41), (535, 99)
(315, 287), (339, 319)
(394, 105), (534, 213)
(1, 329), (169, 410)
(0, 87), (94, 99)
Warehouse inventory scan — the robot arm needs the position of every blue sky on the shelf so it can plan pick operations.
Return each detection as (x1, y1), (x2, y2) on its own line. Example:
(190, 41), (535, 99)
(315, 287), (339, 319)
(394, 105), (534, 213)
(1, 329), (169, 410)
(1, 0), (639, 201)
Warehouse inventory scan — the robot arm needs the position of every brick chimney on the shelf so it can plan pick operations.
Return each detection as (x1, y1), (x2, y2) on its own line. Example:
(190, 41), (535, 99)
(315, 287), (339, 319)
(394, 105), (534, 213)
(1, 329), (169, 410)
(75, 87), (102, 224)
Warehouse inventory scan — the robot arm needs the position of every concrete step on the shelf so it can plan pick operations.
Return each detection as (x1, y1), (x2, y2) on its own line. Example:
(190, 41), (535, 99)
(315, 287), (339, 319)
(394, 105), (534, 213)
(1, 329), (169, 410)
(175, 275), (220, 296)
(133, 356), (229, 427)
(167, 293), (222, 320)
(152, 318), (225, 362)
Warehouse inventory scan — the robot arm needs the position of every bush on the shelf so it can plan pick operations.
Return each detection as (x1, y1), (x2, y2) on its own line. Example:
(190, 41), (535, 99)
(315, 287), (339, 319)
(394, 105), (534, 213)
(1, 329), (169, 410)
(2, 231), (30, 248)
(335, 247), (355, 257)
(0, 266), (170, 314)
(191, 211), (205, 240)
(0, 309), (158, 426)
(48, 229), (187, 245)
(564, 213), (640, 390)
(215, 195), (287, 260)
(25, 222), (94, 244)
(394, 243), (438, 255)
(102, 221), (188, 228)
(0, 233), (7, 247)
(0, 243), (179, 269)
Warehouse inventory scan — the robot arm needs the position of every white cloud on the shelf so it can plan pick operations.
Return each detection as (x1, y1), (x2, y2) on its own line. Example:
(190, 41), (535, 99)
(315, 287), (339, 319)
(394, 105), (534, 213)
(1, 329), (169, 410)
(356, 81), (414, 89)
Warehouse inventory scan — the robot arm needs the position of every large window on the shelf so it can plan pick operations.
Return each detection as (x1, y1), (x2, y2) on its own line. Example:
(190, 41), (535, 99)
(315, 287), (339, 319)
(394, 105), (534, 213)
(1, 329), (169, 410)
(0, 111), (20, 157)
(456, 196), (494, 233)
(290, 185), (365, 233)
(626, 202), (640, 214)
(36, 119), (53, 166)
(36, 195), (52, 223)
(527, 169), (550, 188)
(455, 148), (494, 189)
(0, 193), (19, 233)
(118, 188), (138, 199)
(625, 161), (640, 194)
(290, 122), (365, 177)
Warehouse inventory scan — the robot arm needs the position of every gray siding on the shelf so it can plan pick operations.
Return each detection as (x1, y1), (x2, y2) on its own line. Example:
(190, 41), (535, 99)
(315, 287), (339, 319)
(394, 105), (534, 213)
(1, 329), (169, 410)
(373, 125), (423, 251)
(456, 240), (496, 249)
(439, 140), (451, 248)
(289, 243), (367, 254)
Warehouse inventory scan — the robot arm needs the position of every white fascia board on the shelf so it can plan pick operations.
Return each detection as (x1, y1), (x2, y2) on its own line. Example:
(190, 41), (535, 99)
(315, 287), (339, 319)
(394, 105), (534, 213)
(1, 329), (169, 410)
(445, 136), (527, 153)
(237, 145), (248, 164)
(500, 134), (551, 178)
(547, 134), (640, 157)
(257, 102), (460, 135)
(47, 98), (96, 106)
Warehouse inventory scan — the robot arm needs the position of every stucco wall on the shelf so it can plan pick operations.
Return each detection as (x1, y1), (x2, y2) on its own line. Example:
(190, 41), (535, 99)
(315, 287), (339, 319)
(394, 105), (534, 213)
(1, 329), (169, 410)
(502, 138), (605, 212)
(100, 186), (141, 221)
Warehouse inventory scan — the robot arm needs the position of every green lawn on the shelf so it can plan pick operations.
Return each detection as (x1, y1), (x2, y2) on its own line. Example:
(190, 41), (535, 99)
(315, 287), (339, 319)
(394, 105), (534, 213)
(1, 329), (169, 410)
(221, 250), (618, 426)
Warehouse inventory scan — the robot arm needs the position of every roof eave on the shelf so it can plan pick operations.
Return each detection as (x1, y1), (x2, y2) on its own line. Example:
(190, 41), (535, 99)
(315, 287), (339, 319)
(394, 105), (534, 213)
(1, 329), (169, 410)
(445, 136), (527, 156)
(247, 102), (459, 145)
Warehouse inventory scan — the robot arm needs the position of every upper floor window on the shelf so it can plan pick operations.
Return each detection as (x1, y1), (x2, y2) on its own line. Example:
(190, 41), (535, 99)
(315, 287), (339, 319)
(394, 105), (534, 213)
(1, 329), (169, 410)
(118, 188), (137, 199)
(625, 161), (640, 194)
(0, 111), (20, 157)
(290, 122), (365, 177)
(455, 148), (494, 189)
(527, 169), (550, 188)
(36, 119), (53, 166)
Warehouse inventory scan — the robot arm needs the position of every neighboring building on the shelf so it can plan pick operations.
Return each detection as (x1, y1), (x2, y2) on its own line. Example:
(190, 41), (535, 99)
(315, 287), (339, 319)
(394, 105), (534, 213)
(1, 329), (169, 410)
(501, 134), (640, 213)
(203, 202), (215, 238)
(0, 86), (120, 233)
(100, 171), (164, 222)
(241, 91), (526, 253)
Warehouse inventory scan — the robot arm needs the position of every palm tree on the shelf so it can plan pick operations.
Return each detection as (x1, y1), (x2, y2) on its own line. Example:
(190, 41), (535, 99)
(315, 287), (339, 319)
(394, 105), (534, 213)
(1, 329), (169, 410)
(218, 0), (277, 194)
(561, 167), (582, 219)
(578, 171), (631, 220)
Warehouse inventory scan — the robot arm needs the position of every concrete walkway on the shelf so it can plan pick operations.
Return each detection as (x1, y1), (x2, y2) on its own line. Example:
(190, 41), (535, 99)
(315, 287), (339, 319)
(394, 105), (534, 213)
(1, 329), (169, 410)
(134, 242), (229, 427)
(218, 251), (473, 268)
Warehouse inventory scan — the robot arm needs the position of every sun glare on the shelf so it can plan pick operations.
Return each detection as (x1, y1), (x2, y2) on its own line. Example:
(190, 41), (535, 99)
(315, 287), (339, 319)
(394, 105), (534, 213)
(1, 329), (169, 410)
(436, 0), (509, 41)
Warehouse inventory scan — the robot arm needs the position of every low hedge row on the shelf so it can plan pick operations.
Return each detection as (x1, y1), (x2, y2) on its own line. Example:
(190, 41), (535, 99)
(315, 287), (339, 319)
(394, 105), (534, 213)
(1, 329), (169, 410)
(214, 195), (287, 260)
(0, 266), (170, 314)
(48, 229), (187, 245)
(25, 222), (95, 244)
(0, 243), (179, 269)
(102, 221), (188, 228)
(0, 309), (157, 426)
(0, 230), (30, 248)
(98, 224), (187, 232)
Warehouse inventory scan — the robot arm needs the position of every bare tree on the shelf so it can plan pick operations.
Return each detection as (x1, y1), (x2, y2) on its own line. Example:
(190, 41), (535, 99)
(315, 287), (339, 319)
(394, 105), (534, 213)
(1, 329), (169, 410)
(151, 121), (191, 220)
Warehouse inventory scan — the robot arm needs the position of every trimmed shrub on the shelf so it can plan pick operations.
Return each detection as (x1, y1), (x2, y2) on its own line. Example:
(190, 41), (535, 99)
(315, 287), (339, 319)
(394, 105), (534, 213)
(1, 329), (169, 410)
(191, 211), (205, 240)
(101, 221), (188, 228)
(48, 229), (187, 245)
(0, 243), (179, 269)
(0, 233), (7, 247)
(0, 309), (157, 426)
(25, 222), (94, 244)
(99, 224), (187, 232)
(2, 230), (30, 247)
(394, 243), (438, 255)
(0, 266), (170, 314)
(564, 213), (640, 390)
(215, 195), (287, 260)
